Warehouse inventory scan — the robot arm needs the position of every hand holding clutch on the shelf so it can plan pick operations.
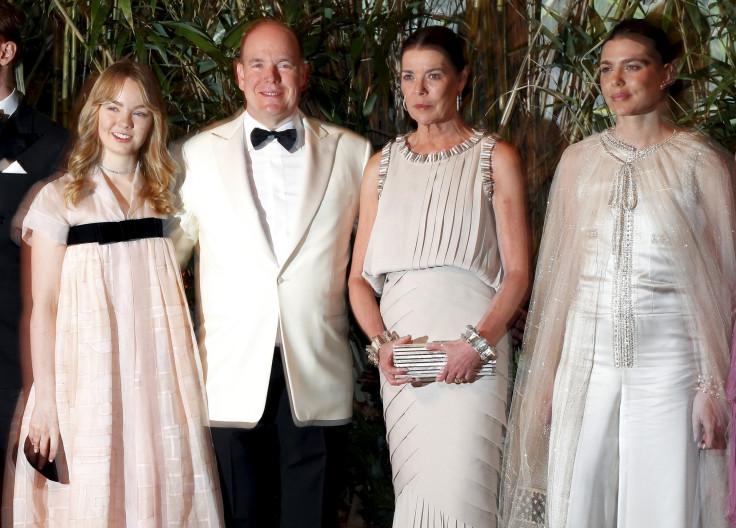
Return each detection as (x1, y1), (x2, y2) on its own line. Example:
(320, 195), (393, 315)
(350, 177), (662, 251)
(23, 435), (70, 483)
(393, 343), (496, 383)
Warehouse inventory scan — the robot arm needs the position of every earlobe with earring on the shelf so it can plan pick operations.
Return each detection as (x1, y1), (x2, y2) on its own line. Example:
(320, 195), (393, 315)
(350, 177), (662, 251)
(402, 98), (408, 112)
(456, 95), (462, 112)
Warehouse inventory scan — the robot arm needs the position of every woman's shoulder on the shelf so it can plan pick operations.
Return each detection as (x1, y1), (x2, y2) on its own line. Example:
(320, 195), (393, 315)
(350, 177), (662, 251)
(32, 172), (72, 204)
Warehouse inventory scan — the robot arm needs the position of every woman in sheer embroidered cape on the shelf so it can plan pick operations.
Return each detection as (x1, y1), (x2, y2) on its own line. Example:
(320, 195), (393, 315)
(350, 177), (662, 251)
(500, 20), (736, 528)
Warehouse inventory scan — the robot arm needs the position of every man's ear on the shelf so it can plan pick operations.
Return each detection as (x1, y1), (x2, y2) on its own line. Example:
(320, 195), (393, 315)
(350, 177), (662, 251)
(300, 60), (309, 92)
(0, 40), (17, 68)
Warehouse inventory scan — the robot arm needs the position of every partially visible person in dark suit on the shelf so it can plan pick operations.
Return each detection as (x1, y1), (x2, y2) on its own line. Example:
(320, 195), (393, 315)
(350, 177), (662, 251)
(0, 0), (69, 488)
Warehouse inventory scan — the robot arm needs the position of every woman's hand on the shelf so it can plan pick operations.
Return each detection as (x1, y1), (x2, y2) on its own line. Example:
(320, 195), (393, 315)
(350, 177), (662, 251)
(379, 334), (413, 386)
(428, 339), (481, 384)
(28, 395), (60, 462)
(692, 391), (726, 450)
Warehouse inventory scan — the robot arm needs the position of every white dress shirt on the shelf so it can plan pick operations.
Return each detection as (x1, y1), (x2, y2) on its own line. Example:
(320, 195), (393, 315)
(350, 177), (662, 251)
(243, 110), (306, 267)
(1, 89), (25, 174)
(0, 88), (20, 117)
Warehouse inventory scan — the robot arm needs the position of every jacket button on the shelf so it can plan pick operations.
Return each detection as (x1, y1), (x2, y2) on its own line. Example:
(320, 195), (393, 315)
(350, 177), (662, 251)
(277, 277), (284, 284)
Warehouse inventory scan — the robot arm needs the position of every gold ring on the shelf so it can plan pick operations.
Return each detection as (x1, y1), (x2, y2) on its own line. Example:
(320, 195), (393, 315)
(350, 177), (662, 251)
(455, 377), (464, 384)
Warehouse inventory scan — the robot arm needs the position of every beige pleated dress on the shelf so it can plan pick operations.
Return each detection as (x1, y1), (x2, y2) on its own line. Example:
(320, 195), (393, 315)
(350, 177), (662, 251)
(363, 130), (510, 527)
(9, 170), (224, 527)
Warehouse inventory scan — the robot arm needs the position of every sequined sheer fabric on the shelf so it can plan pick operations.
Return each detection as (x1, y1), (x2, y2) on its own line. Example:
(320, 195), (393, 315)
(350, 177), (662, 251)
(500, 130), (736, 528)
(364, 132), (509, 527)
(7, 170), (224, 527)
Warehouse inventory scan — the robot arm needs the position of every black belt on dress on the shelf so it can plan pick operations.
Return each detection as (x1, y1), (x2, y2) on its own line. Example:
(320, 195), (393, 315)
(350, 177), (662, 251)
(67, 218), (164, 246)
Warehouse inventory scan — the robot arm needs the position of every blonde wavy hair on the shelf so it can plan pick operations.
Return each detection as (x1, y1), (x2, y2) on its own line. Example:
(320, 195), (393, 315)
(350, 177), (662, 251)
(64, 60), (176, 214)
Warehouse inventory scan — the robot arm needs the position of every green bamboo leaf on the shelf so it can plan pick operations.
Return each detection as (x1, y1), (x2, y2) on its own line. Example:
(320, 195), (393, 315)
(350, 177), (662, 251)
(363, 92), (378, 117)
(164, 22), (226, 63)
(222, 19), (251, 50)
(119, 0), (134, 29)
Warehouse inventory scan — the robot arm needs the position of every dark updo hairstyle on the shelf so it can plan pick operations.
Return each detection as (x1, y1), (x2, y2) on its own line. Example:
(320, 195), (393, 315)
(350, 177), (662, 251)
(400, 26), (470, 97)
(603, 19), (678, 66)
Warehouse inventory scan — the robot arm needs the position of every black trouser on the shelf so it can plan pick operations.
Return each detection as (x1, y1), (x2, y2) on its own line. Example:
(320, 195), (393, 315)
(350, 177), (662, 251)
(211, 350), (348, 528)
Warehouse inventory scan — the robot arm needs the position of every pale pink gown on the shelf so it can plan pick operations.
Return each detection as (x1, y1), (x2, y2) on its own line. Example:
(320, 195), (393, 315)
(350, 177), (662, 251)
(10, 170), (223, 527)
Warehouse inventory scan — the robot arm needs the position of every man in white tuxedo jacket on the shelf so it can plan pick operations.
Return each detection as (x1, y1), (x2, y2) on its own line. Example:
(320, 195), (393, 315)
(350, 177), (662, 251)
(174, 19), (371, 528)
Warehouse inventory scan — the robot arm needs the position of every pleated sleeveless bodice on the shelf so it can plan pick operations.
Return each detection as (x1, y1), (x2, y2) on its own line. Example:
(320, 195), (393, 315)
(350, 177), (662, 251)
(363, 130), (502, 294)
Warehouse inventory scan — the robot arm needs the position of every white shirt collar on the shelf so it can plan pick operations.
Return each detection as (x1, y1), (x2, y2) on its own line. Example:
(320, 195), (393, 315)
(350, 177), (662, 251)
(243, 110), (304, 152)
(0, 89), (21, 117)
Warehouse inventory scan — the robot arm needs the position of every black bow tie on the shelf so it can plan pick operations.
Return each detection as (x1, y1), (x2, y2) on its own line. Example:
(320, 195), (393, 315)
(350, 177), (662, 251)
(250, 127), (297, 151)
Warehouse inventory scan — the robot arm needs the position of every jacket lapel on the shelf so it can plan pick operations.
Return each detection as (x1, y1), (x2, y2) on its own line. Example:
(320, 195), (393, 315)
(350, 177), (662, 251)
(212, 111), (277, 265)
(280, 116), (338, 271)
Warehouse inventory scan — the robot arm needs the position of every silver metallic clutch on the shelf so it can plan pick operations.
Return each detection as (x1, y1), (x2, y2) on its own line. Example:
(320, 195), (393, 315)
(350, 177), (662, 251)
(393, 343), (496, 381)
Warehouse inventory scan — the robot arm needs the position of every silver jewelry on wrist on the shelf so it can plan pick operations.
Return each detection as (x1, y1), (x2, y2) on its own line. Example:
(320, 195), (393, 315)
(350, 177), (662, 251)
(461, 325), (496, 364)
(696, 374), (721, 398)
(366, 330), (399, 367)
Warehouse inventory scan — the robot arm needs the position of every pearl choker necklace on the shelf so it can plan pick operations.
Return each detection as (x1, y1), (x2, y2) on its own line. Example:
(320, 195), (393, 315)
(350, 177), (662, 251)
(99, 163), (136, 175)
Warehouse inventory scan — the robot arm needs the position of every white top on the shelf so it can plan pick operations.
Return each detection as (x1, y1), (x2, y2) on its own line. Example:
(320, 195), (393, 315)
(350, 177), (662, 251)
(1, 89), (25, 174)
(0, 88), (20, 117)
(243, 110), (305, 266)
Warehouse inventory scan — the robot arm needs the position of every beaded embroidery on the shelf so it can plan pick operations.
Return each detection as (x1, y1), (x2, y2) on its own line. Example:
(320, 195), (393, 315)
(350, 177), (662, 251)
(396, 128), (485, 163)
(377, 140), (393, 197)
(480, 134), (501, 203)
(515, 487), (546, 525)
(600, 129), (680, 368)
(696, 375), (721, 398)
(378, 129), (497, 204)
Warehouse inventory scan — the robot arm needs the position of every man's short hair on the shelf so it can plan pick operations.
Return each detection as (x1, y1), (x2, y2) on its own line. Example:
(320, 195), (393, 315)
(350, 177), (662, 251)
(0, 1), (25, 63)
(239, 19), (303, 60)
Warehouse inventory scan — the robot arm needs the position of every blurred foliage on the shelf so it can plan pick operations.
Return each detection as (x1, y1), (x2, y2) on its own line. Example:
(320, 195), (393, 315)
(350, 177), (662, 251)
(14, 0), (734, 252)
(11, 1), (735, 525)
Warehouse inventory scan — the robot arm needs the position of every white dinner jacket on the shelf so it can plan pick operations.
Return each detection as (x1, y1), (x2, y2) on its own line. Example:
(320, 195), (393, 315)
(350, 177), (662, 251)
(175, 109), (371, 426)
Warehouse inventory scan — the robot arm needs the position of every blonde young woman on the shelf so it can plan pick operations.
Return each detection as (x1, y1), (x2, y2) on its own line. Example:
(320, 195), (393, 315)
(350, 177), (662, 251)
(349, 26), (529, 527)
(501, 20), (736, 528)
(12, 60), (223, 526)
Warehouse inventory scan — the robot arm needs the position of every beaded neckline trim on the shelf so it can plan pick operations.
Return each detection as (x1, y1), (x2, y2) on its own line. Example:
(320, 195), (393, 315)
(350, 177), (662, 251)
(397, 129), (485, 163)
(600, 129), (680, 161)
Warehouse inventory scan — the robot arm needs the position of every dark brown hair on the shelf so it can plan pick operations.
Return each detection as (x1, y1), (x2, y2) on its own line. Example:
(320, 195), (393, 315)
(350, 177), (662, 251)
(0, 0), (25, 63)
(401, 26), (468, 75)
(603, 19), (678, 65)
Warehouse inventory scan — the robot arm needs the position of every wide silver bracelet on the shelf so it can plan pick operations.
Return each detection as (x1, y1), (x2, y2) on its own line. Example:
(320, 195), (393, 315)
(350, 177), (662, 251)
(365, 330), (399, 367)
(461, 325), (497, 364)
(696, 374), (721, 398)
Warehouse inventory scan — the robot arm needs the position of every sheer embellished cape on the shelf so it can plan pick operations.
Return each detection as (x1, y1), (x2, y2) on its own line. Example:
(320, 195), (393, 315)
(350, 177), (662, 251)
(500, 129), (736, 527)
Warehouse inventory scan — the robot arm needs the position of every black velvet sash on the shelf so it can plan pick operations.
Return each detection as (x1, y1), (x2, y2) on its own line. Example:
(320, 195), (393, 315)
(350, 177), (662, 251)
(67, 217), (163, 246)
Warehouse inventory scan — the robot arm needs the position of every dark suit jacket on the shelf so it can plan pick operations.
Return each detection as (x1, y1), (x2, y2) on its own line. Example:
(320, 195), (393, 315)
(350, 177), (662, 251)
(0, 99), (69, 389)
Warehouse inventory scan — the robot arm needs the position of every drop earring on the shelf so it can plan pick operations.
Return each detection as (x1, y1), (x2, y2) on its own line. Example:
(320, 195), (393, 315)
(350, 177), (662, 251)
(402, 98), (408, 112)
(456, 95), (462, 111)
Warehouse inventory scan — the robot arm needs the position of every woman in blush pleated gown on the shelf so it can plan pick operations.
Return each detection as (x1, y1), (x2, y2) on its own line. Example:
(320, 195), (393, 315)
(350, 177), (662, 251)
(11, 60), (223, 527)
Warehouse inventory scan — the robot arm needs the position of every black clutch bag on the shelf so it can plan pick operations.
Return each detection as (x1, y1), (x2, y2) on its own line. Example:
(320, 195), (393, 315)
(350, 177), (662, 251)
(393, 343), (496, 381)
(23, 435), (70, 484)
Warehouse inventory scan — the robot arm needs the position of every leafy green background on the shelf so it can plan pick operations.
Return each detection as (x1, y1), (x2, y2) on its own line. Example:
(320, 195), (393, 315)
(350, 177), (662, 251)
(12, 1), (736, 525)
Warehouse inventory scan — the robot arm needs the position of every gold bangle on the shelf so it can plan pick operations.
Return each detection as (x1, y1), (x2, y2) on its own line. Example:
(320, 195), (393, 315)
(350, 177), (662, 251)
(365, 330), (399, 367)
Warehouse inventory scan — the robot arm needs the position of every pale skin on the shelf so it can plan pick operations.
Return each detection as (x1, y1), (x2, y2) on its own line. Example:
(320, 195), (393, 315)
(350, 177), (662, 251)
(348, 46), (529, 386)
(0, 36), (17, 172)
(600, 34), (723, 450)
(27, 78), (153, 462)
(234, 21), (308, 130)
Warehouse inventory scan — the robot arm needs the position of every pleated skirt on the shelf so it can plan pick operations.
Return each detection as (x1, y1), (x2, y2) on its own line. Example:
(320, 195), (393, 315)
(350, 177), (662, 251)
(379, 267), (509, 528)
